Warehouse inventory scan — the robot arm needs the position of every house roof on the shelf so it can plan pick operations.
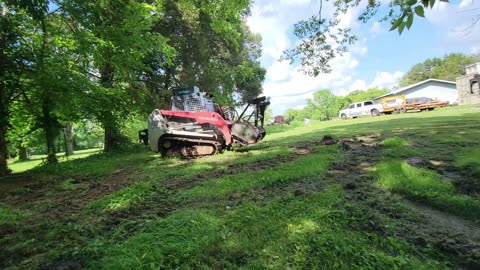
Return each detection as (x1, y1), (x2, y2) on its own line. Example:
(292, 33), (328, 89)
(374, 79), (456, 100)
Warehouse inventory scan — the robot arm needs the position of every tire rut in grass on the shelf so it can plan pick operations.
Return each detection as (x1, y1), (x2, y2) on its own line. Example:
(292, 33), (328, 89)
(164, 141), (319, 191)
(102, 141), (328, 237)
(331, 136), (480, 268)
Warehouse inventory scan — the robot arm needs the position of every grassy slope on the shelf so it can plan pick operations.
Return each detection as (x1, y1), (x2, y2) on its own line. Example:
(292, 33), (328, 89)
(1, 105), (480, 269)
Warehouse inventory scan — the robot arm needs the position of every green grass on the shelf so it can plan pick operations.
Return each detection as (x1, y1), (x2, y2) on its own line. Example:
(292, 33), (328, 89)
(0, 203), (28, 225)
(373, 160), (480, 222)
(2, 105), (480, 269)
(56, 178), (78, 191)
(382, 136), (420, 158)
(181, 145), (338, 199)
(8, 148), (102, 173)
(91, 185), (445, 269)
(29, 150), (156, 178)
(90, 181), (160, 212)
(455, 147), (480, 177)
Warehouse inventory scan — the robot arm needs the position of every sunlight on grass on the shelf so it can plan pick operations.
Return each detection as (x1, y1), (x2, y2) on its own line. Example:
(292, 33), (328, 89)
(90, 185), (446, 269)
(8, 148), (102, 173)
(90, 181), (159, 211)
(91, 210), (223, 269)
(29, 151), (153, 178)
(374, 160), (480, 221)
(382, 136), (420, 158)
(263, 105), (480, 147)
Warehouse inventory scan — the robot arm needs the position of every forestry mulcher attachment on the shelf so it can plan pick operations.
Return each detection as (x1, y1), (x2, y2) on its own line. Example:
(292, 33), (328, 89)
(140, 86), (270, 158)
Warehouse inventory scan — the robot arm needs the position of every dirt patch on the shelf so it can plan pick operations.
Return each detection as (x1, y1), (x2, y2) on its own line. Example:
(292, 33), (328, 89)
(326, 135), (480, 268)
(426, 160), (480, 197)
(1, 169), (145, 221)
(402, 156), (480, 197)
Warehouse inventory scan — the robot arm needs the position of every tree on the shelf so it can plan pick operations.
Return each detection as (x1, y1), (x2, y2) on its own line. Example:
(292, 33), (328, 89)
(399, 53), (480, 86)
(0, 0), (49, 174)
(146, 0), (264, 110)
(283, 0), (456, 76)
(346, 88), (389, 102)
(60, 0), (175, 152)
(305, 89), (337, 120)
(285, 108), (301, 121)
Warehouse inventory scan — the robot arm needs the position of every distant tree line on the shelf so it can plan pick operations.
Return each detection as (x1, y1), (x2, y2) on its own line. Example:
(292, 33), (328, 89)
(399, 53), (480, 87)
(285, 88), (388, 121)
(0, 0), (265, 175)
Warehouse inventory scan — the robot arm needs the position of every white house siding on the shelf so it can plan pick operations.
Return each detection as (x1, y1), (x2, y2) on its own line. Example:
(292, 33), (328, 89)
(399, 81), (457, 104)
(374, 80), (457, 104)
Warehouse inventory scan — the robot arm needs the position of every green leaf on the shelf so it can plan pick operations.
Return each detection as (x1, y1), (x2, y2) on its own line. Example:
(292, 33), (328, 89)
(415, 6), (425, 17)
(406, 14), (414, 29)
(421, 0), (429, 6)
(407, 0), (418, 6)
(429, 0), (435, 8)
(398, 22), (406, 34)
(390, 18), (403, 31)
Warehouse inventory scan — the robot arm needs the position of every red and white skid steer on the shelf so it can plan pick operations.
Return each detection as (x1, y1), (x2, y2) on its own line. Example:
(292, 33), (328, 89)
(139, 86), (270, 158)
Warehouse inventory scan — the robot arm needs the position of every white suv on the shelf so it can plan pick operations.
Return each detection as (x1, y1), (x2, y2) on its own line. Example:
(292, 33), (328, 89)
(339, 100), (383, 119)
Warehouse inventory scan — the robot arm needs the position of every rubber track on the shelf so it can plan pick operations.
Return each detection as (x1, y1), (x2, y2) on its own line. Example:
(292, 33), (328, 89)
(159, 135), (224, 158)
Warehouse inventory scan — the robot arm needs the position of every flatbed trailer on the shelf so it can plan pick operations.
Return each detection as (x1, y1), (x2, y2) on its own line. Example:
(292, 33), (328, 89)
(380, 95), (449, 114)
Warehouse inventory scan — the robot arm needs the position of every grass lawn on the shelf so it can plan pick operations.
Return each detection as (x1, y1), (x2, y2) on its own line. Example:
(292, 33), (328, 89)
(1, 105), (479, 269)
(7, 148), (103, 173)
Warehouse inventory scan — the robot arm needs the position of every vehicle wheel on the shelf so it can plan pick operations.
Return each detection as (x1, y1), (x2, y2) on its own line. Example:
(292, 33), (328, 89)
(428, 108), (434, 111)
(341, 113), (347, 120)
(371, 109), (380, 116)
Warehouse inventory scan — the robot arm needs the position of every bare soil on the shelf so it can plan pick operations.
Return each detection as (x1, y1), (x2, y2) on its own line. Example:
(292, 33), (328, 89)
(327, 135), (480, 268)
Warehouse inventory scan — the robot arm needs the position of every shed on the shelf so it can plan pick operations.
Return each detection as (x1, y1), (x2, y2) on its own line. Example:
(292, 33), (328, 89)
(373, 79), (457, 104)
(456, 62), (480, 105)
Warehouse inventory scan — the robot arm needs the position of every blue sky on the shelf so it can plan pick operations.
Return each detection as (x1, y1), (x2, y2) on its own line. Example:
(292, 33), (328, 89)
(246, 0), (480, 115)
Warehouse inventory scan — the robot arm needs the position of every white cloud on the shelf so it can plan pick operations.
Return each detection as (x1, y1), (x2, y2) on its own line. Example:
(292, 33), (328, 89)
(266, 61), (292, 82)
(471, 46), (480, 54)
(246, 0), (328, 65)
(369, 71), (404, 89)
(349, 80), (367, 91)
(369, 21), (384, 38)
(247, 0), (368, 114)
(459, 0), (474, 9)
(425, 1), (480, 47)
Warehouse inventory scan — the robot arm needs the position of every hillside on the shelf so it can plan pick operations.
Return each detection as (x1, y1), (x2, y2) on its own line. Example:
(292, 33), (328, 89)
(1, 105), (480, 269)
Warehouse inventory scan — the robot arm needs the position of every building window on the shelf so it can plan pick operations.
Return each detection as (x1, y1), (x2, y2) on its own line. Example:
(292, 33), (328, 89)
(471, 75), (480, 95)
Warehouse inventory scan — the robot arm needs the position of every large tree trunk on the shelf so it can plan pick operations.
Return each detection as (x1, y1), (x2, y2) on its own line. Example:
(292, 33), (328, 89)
(100, 63), (121, 152)
(43, 96), (58, 164)
(64, 122), (74, 156)
(18, 146), (28, 160)
(0, 127), (10, 175)
(0, 6), (11, 176)
(103, 125), (120, 152)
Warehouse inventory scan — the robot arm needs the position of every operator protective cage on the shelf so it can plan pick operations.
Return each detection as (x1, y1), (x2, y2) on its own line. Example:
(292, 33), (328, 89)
(171, 86), (215, 112)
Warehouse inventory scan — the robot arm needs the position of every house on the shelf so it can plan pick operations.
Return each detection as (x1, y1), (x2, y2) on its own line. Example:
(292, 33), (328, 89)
(456, 62), (480, 105)
(373, 79), (457, 104)
(274, 115), (289, 124)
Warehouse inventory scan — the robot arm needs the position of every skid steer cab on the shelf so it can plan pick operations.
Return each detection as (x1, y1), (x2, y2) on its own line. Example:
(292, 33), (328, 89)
(139, 86), (270, 158)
